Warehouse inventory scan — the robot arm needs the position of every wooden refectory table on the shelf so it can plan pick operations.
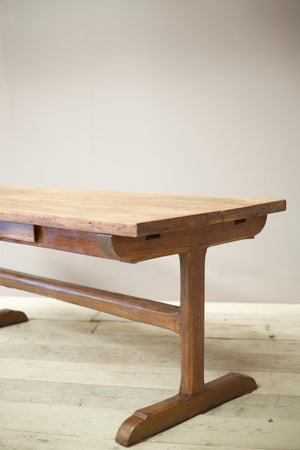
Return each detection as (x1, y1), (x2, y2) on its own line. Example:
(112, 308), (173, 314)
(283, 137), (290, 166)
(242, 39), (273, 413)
(0, 186), (286, 446)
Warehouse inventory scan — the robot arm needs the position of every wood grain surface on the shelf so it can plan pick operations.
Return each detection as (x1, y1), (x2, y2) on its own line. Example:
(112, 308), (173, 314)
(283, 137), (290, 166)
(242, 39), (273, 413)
(0, 267), (180, 333)
(1, 298), (299, 450)
(0, 186), (286, 237)
(0, 215), (267, 263)
(0, 221), (35, 242)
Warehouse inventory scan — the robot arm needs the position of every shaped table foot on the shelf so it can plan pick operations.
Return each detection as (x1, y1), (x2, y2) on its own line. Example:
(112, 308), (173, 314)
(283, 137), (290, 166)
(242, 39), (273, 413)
(116, 372), (257, 447)
(0, 309), (29, 327)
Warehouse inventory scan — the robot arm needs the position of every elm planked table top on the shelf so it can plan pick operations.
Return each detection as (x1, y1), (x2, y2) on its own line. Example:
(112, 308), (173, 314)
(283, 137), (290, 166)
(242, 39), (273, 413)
(0, 186), (286, 237)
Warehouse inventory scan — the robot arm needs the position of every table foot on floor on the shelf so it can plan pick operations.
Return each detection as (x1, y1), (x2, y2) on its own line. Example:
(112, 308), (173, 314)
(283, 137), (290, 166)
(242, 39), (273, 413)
(0, 309), (29, 327)
(116, 371), (257, 447)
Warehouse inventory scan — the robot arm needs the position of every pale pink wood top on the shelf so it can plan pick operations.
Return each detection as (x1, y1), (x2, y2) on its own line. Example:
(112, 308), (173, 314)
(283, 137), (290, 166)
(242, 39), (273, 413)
(0, 186), (286, 237)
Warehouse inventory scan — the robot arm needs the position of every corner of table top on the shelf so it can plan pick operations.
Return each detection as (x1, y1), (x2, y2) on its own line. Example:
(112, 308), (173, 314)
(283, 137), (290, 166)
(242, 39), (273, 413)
(134, 198), (287, 238)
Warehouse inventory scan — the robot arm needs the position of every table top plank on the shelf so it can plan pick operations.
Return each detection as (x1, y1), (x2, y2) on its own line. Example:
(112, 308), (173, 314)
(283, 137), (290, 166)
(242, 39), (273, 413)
(0, 186), (286, 237)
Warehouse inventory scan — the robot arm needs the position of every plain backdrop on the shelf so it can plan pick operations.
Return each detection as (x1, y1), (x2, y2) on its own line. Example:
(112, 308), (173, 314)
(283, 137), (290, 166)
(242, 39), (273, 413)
(0, 0), (299, 303)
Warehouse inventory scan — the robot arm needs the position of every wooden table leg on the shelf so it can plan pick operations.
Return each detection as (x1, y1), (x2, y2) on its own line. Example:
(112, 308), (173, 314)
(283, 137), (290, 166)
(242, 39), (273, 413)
(0, 309), (28, 327)
(115, 247), (257, 447)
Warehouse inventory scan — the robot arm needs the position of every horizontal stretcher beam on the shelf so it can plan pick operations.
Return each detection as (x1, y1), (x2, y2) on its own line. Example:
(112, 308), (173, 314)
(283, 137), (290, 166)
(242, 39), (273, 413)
(0, 267), (180, 333)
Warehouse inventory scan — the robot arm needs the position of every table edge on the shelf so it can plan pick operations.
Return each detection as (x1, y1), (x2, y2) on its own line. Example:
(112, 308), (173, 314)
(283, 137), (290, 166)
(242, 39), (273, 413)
(0, 199), (286, 237)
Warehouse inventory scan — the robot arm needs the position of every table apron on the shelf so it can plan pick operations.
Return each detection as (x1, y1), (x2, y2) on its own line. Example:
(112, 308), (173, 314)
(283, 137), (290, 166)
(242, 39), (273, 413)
(0, 215), (267, 263)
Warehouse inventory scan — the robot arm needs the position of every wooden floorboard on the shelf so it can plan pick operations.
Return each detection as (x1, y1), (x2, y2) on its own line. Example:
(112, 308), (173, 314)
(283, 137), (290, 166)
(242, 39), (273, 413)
(0, 297), (299, 449)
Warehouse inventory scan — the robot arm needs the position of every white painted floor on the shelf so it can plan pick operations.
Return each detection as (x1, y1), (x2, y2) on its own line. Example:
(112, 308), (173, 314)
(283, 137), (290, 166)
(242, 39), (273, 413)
(0, 297), (299, 450)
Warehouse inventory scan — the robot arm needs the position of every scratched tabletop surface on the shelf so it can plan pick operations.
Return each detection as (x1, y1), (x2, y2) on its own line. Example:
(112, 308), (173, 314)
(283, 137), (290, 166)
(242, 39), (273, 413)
(0, 186), (285, 237)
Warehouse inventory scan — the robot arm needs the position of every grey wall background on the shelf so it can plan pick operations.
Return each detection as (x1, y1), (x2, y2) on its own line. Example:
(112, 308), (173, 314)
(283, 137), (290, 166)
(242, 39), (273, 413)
(0, 0), (299, 302)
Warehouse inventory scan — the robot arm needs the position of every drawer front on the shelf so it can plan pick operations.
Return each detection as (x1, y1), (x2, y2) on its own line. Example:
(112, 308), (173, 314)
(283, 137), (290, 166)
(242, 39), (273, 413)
(0, 221), (36, 242)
